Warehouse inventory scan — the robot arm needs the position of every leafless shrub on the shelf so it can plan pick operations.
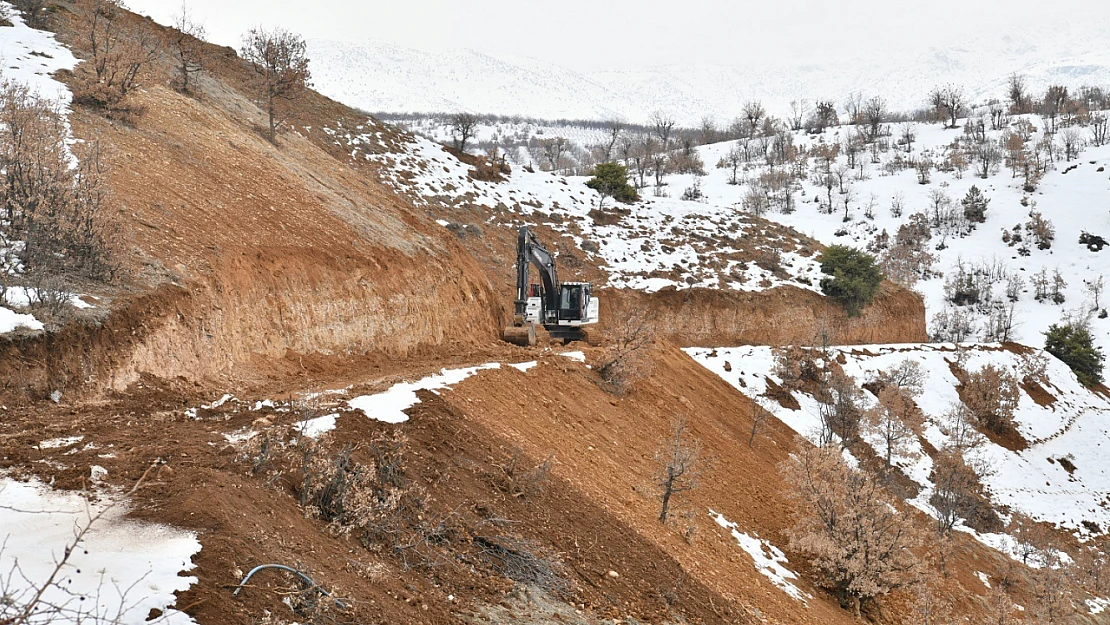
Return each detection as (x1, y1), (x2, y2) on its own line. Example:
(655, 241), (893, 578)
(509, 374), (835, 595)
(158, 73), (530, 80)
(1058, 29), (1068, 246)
(784, 442), (923, 616)
(495, 447), (553, 499)
(72, 0), (160, 116)
(961, 364), (1020, 435)
(655, 418), (704, 524)
(929, 445), (995, 535)
(771, 345), (823, 392)
(0, 81), (120, 283)
(862, 386), (923, 471)
(594, 308), (654, 394)
(474, 535), (569, 595)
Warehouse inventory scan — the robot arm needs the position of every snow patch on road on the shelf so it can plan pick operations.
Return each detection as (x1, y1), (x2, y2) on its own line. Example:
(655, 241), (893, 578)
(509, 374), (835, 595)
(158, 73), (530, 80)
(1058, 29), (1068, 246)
(0, 477), (200, 625)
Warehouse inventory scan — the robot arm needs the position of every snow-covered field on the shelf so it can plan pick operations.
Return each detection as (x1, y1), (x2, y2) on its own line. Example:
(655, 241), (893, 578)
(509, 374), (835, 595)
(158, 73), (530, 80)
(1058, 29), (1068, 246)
(356, 103), (1110, 352)
(0, 478), (200, 624)
(688, 344), (1110, 543)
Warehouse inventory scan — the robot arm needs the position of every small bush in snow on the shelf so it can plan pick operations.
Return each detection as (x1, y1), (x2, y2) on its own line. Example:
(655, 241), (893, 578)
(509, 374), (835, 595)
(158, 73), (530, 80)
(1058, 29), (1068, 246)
(1044, 322), (1105, 386)
(960, 186), (990, 224)
(961, 364), (1020, 436)
(818, 245), (884, 317)
(585, 161), (638, 207)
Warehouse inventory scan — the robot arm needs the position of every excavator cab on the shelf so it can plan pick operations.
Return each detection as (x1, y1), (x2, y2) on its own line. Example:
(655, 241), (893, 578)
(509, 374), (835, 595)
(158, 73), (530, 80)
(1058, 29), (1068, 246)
(558, 283), (590, 322)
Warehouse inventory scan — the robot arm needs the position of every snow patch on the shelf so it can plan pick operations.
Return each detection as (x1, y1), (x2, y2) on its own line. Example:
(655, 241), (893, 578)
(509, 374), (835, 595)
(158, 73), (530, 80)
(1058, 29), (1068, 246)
(348, 363), (501, 424)
(296, 413), (339, 439)
(0, 477), (200, 625)
(710, 510), (808, 603)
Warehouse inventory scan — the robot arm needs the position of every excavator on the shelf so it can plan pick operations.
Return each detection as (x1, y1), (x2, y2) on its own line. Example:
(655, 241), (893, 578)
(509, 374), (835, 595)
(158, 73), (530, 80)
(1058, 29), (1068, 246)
(502, 226), (599, 346)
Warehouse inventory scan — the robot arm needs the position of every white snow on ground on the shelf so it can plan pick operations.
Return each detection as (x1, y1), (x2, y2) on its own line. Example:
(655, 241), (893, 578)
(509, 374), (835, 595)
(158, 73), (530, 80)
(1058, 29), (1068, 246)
(333, 129), (823, 294)
(38, 435), (83, 449)
(348, 363), (502, 423)
(0, 5), (80, 105)
(4, 287), (95, 310)
(710, 510), (808, 603)
(977, 571), (992, 588)
(0, 305), (42, 332)
(559, 351), (586, 363)
(688, 344), (1110, 540)
(1088, 596), (1110, 614)
(509, 361), (538, 372)
(296, 413), (339, 439)
(0, 477), (199, 625)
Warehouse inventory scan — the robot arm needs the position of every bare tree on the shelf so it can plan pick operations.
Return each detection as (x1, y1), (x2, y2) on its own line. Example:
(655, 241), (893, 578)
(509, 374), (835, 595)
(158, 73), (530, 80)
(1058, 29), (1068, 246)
(655, 418), (703, 524)
(601, 117), (624, 162)
(863, 386), (923, 472)
(809, 100), (839, 133)
(1008, 73), (1031, 114)
(742, 100), (765, 137)
(650, 111), (676, 151)
(698, 116), (717, 145)
(594, 308), (653, 394)
(784, 443), (923, 615)
(448, 112), (480, 154)
(240, 27), (311, 142)
(962, 364), (1020, 435)
(1092, 112), (1109, 147)
(930, 444), (992, 535)
(930, 84), (965, 129)
(74, 0), (161, 110)
(862, 96), (886, 142)
(788, 100), (809, 131)
(1059, 126), (1084, 161)
(1043, 85), (1069, 133)
(170, 2), (207, 93)
(972, 140), (1002, 179)
(538, 137), (570, 172)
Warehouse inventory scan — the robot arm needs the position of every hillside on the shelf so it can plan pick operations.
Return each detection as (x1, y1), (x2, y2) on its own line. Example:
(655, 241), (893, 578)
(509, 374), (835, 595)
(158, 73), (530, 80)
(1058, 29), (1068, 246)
(307, 33), (1110, 124)
(1, 2), (1109, 625)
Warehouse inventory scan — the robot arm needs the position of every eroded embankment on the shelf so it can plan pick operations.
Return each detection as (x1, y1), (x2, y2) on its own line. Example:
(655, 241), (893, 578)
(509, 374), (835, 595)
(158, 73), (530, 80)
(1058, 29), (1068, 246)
(598, 282), (927, 347)
(0, 76), (504, 394)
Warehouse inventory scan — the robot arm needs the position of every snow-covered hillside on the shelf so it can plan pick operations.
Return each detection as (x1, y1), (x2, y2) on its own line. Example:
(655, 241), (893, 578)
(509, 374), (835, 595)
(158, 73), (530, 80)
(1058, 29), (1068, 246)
(309, 32), (1110, 124)
(688, 343), (1110, 542)
(331, 123), (824, 293)
(355, 108), (1110, 353)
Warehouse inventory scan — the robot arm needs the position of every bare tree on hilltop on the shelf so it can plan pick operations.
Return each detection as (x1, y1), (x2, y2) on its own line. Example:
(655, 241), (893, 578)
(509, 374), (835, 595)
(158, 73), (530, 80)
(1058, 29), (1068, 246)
(742, 100), (765, 137)
(241, 27), (311, 143)
(449, 111), (480, 153)
(171, 2), (208, 93)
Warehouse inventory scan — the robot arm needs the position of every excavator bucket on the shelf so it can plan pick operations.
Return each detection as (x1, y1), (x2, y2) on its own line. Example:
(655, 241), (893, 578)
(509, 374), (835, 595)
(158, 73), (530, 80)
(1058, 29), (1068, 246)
(502, 325), (536, 347)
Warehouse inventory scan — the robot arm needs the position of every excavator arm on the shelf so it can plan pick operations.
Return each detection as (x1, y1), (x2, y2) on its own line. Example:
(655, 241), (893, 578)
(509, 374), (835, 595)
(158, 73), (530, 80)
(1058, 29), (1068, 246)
(513, 226), (559, 323)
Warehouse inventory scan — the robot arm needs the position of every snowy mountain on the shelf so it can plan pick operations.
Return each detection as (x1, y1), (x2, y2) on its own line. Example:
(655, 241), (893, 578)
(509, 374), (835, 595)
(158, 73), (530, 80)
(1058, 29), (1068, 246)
(309, 26), (1110, 125)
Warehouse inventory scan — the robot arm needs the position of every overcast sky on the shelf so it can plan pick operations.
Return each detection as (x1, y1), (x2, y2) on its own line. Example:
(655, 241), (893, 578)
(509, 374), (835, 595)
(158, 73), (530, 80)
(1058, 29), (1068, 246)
(128, 0), (1110, 72)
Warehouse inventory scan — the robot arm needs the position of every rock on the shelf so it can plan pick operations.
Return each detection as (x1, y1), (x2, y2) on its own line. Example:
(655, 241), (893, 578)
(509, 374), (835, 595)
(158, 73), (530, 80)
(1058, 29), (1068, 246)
(607, 570), (619, 578)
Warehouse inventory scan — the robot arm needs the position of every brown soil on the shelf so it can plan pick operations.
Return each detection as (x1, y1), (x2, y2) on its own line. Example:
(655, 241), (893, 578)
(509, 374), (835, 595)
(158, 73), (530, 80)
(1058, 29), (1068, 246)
(0, 6), (1047, 625)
